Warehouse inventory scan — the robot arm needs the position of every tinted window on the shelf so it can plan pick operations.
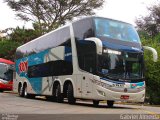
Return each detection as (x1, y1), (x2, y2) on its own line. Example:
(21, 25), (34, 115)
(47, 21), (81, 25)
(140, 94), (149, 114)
(76, 40), (96, 73)
(28, 39), (73, 78)
(0, 63), (14, 81)
(94, 18), (140, 43)
(98, 49), (143, 80)
(28, 60), (73, 78)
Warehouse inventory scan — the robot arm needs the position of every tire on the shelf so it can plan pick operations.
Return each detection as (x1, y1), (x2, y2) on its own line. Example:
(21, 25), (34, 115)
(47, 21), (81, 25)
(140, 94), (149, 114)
(18, 84), (24, 97)
(46, 96), (55, 101)
(67, 83), (76, 104)
(55, 84), (63, 103)
(93, 100), (99, 107)
(0, 90), (3, 92)
(107, 100), (114, 108)
(27, 94), (35, 99)
(24, 84), (28, 98)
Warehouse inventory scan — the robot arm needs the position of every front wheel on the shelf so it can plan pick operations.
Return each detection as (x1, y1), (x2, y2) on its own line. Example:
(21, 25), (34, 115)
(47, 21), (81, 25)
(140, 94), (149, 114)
(0, 90), (3, 92)
(93, 100), (99, 107)
(67, 83), (76, 104)
(107, 100), (114, 108)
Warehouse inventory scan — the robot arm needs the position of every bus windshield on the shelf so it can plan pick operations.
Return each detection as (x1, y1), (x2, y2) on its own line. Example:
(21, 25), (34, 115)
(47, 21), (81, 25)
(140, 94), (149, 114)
(94, 18), (140, 43)
(97, 50), (143, 80)
(0, 63), (13, 81)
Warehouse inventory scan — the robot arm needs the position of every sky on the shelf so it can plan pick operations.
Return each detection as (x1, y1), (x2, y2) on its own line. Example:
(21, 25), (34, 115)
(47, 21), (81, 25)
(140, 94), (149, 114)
(0, 0), (159, 30)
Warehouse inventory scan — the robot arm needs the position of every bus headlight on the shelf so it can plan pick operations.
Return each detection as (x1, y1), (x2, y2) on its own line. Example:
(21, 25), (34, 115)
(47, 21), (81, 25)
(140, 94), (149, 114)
(97, 90), (106, 96)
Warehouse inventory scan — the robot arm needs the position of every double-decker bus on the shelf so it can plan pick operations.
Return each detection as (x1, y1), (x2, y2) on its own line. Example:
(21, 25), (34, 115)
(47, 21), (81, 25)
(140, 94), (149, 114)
(0, 58), (15, 92)
(14, 16), (157, 107)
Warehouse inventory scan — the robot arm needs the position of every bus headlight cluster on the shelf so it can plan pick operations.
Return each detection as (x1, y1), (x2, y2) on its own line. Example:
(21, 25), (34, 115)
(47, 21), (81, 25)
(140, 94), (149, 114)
(97, 90), (106, 96)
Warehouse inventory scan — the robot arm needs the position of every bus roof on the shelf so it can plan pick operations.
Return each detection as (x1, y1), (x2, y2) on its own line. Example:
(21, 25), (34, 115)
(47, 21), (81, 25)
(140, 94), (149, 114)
(16, 23), (71, 56)
(0, 58), (14, 64)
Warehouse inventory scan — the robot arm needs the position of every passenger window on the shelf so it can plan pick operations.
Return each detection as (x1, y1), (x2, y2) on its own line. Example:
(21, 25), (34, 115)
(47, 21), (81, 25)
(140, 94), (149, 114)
(76, 40), (96, 74)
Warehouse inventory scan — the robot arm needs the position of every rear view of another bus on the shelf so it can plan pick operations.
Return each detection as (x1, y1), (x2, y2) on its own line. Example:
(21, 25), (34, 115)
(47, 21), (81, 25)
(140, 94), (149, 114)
(0, 58), (15, 92)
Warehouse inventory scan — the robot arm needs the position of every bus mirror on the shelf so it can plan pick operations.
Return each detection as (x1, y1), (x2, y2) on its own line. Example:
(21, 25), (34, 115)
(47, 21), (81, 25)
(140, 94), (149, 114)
(85, 37), (103, 55)
(143, 46), (158, 62)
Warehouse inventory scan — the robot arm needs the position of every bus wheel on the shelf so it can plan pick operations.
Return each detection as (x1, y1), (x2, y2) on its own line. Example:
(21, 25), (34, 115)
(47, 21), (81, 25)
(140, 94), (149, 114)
(19, 84), (24, 97)
(46, 96), (55, 102)
(0, 90), (3, 92)
(67, 83), (76, 104)
(107, 100), (114, 108)
(55, 84), (63, 103)
(93, 100), (99, 107)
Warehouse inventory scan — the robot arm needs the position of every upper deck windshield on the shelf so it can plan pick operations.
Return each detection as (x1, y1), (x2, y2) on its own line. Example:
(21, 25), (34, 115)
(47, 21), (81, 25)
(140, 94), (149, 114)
(94, 18), (140, 43)
(0, 63), (14, 81)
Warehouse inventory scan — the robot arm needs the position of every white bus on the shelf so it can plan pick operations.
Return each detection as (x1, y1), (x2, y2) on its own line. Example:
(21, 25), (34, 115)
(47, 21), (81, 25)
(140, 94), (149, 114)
(14, 16), (158, 107)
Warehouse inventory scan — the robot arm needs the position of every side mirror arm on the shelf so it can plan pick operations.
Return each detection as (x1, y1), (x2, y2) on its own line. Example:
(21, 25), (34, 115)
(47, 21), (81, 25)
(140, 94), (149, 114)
(143, 46), (158, 62)
(85, 37), (103, 55)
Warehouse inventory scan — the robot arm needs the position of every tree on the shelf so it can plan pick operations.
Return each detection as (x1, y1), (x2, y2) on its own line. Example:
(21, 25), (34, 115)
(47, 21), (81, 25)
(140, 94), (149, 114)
(0, 39), (20, 60)
(142, 39), (160, 105)
(135, 2), (160, 105)
(0, 26), (40, 60)
(5, 0), (104, 34)
(135, 2), (160, 38)
(9, 26), (40, 43)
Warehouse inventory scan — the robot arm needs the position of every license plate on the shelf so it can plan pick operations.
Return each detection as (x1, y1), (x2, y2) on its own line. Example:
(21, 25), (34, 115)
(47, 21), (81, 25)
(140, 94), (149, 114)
(120, 95), (129, 99)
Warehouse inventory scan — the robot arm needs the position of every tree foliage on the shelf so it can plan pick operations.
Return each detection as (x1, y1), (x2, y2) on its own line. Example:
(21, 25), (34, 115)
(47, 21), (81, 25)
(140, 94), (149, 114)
(141, 38), (160, 105)
(0, 39), (20, 60)
(9, 26), (41, 43)
(0, 27), (40, 60)
(135, 3), (160, 38)
(5, 0), (104, 34)
(135, 2), (160, 104)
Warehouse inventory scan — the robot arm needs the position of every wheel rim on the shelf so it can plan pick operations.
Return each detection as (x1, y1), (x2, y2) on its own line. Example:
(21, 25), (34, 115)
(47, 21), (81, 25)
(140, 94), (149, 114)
(55, 86), (58, 97)
(19, 86), (23, 96)
(24, 87), (27, 96)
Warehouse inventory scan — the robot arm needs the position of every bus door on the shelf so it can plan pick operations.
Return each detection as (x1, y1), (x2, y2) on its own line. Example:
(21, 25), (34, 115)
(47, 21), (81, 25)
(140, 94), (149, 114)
(75, 40), (96, 99)
(78, 54), (95, 99)
(77, 73), (93, 99)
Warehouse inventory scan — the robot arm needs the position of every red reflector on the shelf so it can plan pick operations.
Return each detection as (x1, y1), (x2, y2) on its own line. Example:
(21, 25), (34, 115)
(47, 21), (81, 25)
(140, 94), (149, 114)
(120, 95), (129, 100)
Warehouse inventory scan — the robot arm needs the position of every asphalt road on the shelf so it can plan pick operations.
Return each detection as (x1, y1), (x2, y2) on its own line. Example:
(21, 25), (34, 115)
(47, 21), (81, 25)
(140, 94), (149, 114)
(0, 92), (159, 120)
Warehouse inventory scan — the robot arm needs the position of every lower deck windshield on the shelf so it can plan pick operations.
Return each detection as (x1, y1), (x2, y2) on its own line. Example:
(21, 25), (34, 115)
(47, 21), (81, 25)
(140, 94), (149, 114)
(0, 63), (14, 81)
(97, 50), (143, 81)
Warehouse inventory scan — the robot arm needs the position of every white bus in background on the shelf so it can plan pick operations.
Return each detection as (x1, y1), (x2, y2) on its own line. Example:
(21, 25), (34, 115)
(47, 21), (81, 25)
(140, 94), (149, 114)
(14, 16), (158, 107)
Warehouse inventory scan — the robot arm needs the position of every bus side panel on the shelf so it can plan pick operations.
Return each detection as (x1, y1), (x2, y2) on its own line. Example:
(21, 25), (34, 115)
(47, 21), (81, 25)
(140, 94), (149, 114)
(41, 47), (65, 95)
